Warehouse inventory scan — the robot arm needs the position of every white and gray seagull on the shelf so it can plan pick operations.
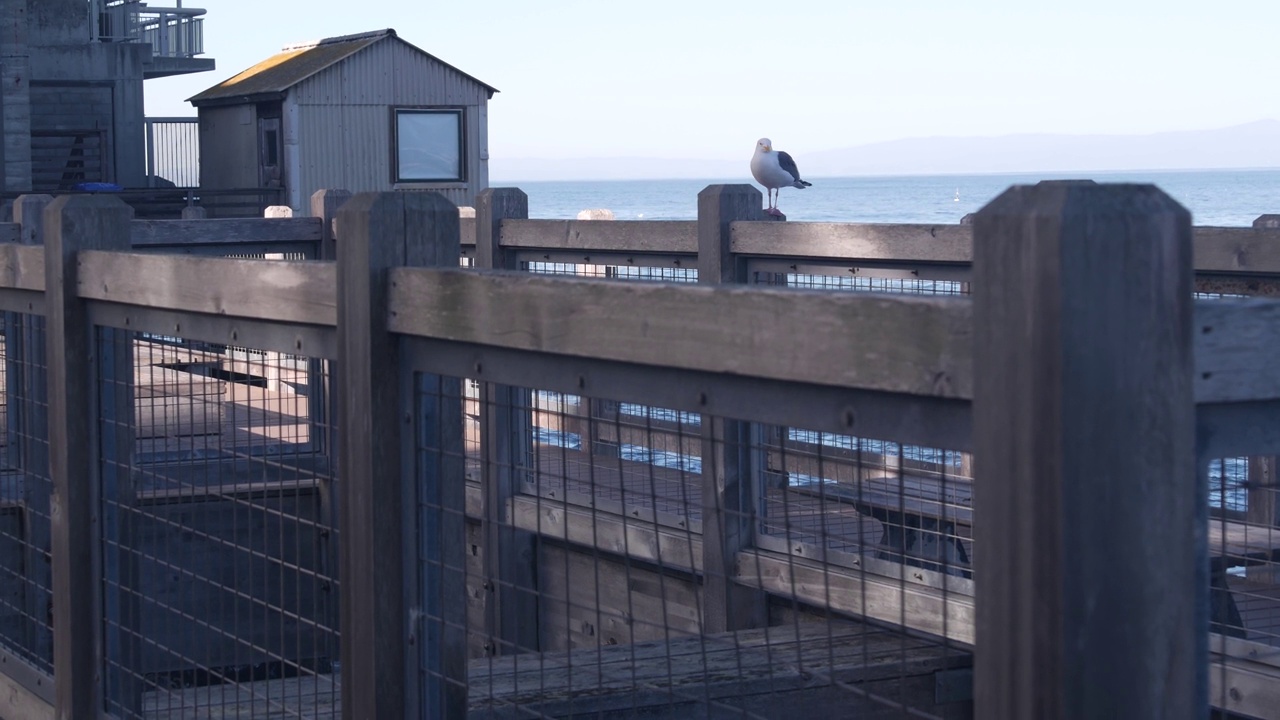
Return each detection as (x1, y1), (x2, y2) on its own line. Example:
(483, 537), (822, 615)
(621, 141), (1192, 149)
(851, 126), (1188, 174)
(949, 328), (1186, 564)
(750, 138), (811, 216)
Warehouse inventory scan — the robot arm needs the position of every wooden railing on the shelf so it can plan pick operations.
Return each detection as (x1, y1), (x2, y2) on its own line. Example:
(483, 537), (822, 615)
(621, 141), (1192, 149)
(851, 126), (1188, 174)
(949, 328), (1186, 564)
(0, 184), (1272, 717)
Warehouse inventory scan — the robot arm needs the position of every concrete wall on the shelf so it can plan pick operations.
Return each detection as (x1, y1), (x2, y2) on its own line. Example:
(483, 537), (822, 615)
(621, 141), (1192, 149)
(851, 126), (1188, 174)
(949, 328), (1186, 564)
(30, 0), (90, 46)
(29, 42), (148, 188)
(0, 0), (32, 191)
(0, 0), (149, 190)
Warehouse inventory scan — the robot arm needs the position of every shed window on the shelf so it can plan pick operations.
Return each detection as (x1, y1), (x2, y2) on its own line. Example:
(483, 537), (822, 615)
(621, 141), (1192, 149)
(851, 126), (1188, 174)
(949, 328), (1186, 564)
(395, 109), (464, 182)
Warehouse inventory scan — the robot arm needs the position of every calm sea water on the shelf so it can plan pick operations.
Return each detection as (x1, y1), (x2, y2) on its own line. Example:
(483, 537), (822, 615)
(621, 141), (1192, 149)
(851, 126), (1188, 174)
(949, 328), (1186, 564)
(511, 168), (1280, 226)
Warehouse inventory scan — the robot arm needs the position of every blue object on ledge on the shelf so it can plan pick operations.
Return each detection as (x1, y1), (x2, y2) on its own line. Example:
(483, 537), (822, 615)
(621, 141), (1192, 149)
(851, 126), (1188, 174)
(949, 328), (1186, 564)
(74, 182), (123, 192)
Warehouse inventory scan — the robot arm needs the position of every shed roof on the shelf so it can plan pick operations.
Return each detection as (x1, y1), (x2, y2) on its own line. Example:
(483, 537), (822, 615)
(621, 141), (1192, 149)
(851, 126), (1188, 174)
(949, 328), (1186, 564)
(187, 28), (498, 107)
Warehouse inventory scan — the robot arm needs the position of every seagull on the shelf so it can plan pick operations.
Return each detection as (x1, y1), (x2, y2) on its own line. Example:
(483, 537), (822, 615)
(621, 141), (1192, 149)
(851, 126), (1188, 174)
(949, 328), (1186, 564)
(750, 138), (811, 215)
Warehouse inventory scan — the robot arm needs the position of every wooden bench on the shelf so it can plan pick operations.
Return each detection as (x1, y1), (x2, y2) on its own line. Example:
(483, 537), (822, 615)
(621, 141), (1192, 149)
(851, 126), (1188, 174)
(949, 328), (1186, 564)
(1208, 520), (1280, 639)
(789, 470), (973, 578)
(795, 470), (1280, 639)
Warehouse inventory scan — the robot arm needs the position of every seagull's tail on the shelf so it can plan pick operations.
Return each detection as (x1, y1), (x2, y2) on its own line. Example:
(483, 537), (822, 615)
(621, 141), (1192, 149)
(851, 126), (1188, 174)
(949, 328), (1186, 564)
(793, 180), (812, 189)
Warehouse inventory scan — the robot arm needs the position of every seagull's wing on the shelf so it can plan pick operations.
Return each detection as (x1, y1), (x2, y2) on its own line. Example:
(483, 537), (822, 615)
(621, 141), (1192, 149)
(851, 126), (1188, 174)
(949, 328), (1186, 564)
(776, 151), (803, 182)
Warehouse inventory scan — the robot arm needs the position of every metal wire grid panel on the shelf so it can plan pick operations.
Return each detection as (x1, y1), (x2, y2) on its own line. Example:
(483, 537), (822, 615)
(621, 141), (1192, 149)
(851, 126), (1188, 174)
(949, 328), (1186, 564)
(0, 312), (54, 673)
(749, 266), (970, 296)
(757, 430), (972, 579)
(420, 370), (971, 719)
(521, 392), (703, 526)
(1208, 456), (1280, 648)
(95, 327), (339, 719)
(520, 257), (697, 284)
(747, 262), (973, 592)
(507, 255), (702, 526)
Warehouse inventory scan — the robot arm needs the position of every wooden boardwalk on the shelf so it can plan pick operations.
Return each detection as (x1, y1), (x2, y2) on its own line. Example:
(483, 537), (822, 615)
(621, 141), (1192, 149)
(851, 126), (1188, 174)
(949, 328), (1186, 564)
(141, 621), (972, 719)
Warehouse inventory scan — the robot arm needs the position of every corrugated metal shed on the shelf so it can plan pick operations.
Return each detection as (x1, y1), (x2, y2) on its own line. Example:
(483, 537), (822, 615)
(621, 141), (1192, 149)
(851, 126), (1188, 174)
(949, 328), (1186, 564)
(191, 27), (496, 212)
(188, 29), (497, 107)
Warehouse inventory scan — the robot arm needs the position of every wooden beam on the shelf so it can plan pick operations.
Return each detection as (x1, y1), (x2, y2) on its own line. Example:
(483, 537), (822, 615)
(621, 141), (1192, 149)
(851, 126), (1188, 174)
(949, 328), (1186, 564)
(475, 188), (526, 271)
(11, 195), (52, 667)
(474, 187), (540, 659)
(735, 549), (975, 645)
(309, 188), (351, 263)
(76, 252), (336, 327)
(0, 664), (53, 720)
(500, 218), (697, 254)
(308, 188), (350, 623)
(697, 184), (766, 634)
(972, 182), (1199, 718)
(1194, 298), (1280, 402)
(335, 191), (464, 719)
(1192, 226), (1280, 275)
(0, 243), (45, 292)
(45, 194), (135, 718)
(128, 216), (323, 247)
(388, 267), (973, 399)
(508, 495), (703, 573)
(731, 221), (973, 263)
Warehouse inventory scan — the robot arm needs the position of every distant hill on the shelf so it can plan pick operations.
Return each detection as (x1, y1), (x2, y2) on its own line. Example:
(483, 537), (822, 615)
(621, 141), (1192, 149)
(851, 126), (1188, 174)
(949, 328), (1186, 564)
(801, 119), (1280, 177)
(492, 120), (1280, 182)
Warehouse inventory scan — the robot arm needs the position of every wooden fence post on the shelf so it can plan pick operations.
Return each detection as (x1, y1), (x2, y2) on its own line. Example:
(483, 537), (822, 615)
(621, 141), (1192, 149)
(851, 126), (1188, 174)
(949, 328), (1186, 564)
(972, 181), (1200, 718)
(697, 184), (767, 634)
(45, 195), (135, 719)
(311, 188), (352, 263)
(475, 187), (525, 272)
(11, 194), (52, 666)
(473, 187), (540, 656)
(309, 188), (350, 672)
(335, 191), (465, 719)
(310, 187), (352, 456)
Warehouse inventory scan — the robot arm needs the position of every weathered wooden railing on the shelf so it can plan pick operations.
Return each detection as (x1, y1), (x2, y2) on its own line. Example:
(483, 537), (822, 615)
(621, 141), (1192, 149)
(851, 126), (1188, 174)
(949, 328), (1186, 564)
(0, 184), (1273, 718)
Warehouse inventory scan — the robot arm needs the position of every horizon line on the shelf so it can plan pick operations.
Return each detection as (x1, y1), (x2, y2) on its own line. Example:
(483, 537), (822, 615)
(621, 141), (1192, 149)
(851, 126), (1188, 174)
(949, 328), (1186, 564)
(492, 165), (1280, 185)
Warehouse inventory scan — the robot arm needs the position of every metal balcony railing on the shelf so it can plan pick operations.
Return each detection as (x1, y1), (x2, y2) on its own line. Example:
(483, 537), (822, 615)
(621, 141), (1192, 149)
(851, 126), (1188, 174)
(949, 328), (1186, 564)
(97, 0), (205, 59)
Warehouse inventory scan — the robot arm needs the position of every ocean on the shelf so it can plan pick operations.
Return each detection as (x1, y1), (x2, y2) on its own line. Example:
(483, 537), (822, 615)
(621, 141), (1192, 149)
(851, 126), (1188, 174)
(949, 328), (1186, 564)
(508, 168), (1280, 226)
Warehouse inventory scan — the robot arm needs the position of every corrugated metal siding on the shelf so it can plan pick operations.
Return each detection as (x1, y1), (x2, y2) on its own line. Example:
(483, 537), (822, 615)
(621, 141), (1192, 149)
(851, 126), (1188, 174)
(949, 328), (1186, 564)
(296, 105), (385, 193)
(294, 105), (472, 209)
(291, 38), (490, 107)
(289, 37), (488, 207)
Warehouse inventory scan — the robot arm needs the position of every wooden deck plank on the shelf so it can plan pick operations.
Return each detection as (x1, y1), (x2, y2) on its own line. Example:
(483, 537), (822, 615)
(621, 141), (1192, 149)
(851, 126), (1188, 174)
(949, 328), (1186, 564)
(142, 673), (339, 719)
(1213, 520), (1280, 562)
(139, 623), (969, 719)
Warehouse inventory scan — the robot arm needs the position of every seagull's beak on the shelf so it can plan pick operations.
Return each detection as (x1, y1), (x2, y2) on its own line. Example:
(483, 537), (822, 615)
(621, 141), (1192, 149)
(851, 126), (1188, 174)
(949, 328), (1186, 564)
(762, 144), (771, 152)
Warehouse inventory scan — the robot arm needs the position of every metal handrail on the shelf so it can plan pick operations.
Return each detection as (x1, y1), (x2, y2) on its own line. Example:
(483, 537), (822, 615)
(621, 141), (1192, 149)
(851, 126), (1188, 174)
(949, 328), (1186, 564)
(98, 1), (206, 58)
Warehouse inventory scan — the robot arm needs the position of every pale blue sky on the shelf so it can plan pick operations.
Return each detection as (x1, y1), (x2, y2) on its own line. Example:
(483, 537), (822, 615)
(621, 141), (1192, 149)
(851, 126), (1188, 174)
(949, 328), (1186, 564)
(145, 0), (1280, 162)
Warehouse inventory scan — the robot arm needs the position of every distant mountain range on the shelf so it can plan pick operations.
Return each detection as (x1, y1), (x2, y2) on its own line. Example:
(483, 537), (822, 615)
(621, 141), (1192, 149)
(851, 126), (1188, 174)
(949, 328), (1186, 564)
(491, 119), (1280, 182)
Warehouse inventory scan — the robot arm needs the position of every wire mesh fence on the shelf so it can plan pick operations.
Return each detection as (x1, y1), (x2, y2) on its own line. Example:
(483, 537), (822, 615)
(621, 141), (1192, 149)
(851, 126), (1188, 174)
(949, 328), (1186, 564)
(95, 327), (339, 719)
(1208, 455), (1280, 647)
(758, 430), (972, 583)
(0, 312), (54, 673)
(416, 366), (972, 719)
